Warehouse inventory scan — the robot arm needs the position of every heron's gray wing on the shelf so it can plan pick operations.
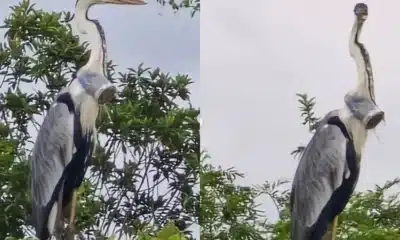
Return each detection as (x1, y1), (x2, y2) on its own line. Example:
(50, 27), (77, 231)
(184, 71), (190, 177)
(291, 124), (348, 228)
(312, 110), (340, 131)
(31, 102), (74, 232)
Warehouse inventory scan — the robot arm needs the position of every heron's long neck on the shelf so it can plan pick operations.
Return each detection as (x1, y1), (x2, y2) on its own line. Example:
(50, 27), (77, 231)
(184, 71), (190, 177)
(349, 19), (375, 103)
(75, 3), (107, 76)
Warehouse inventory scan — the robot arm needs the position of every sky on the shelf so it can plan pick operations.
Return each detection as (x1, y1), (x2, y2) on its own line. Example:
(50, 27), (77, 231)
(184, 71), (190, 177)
(202, 0), (400, 222)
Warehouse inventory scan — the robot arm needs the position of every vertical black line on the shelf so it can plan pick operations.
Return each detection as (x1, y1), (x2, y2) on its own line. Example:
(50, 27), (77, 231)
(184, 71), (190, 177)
(85, 4), (108, 78)
(354, 21), (376, 105)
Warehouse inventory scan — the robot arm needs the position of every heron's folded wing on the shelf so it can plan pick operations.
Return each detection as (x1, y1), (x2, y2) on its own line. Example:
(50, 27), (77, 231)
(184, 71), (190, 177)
(31, 102), (74, 207)
(292, 124), (348, 227)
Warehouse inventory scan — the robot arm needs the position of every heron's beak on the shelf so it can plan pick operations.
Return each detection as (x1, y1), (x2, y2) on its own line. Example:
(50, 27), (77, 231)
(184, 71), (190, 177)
(103, 0), (147, 5)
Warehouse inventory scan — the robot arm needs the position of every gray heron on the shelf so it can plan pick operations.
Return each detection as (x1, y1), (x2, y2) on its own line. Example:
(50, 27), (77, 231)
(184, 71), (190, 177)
(290, 3), (384, 240)
(31, 0), (146, 239)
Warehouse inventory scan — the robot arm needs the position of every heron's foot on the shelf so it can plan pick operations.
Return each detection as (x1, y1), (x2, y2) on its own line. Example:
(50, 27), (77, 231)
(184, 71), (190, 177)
(64, 223), (75, 240)
(54, 224), (64, 240)
(354, 3), (368, 18)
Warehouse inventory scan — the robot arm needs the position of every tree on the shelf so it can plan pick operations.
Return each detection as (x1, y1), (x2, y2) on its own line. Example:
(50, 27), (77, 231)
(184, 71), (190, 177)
(156, 0), (200, 17)
(200, 152), (267, 240)
(0, 0), (199, 239)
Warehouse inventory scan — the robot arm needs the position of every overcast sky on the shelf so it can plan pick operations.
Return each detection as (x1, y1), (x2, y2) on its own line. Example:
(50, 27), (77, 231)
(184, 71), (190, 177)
(202, 0), (400, 222)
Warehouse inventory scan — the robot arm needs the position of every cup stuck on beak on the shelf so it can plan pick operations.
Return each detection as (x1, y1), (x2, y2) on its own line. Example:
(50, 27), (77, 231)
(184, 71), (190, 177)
(95, 85), (117, 104)
(364, 109), (384, 129)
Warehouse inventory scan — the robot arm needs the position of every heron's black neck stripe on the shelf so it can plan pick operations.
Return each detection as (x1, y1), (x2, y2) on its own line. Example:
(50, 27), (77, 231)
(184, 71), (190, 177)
(56, 93), (75, 113)
(85, 5), (108, 78)
(354, 22), (376, 105)
(327, 116), (352, 141)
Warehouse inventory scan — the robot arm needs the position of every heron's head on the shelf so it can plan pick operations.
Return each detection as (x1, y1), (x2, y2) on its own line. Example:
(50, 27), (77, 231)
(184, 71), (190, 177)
(344, 93), (384, 130)
(75, 0), (147, 7)
(354, 3), (368, 22)
(76, 69), (117, 104)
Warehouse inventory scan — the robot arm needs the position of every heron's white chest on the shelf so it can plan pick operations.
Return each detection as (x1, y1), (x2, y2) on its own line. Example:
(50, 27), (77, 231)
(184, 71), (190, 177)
(347, 117), (368, 156)
(339, 108), (368, 156)
(72, 146), (77, 155)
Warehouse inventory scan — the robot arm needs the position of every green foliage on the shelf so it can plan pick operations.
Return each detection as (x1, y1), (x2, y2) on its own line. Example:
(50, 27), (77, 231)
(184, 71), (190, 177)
(295, 93), (319, 132)
(156, 0), (200, 17)
(0, 0), (199, 239)
(138, 222), (188, 240)
(6, 223), (188, 240)
(200, 153), (267, 240)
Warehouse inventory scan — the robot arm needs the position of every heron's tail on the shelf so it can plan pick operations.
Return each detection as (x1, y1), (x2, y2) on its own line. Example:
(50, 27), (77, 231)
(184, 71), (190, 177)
(26, 214), (34, 227)
(291, 218), (311, 240)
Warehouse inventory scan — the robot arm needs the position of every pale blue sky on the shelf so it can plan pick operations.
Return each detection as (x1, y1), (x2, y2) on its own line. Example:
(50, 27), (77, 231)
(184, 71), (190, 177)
(202, 0), (400, 222)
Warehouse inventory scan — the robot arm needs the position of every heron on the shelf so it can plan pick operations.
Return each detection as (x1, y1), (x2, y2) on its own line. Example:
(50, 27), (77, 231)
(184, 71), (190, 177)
(290, 3), (384, 240)
(30, 0), (146, 239)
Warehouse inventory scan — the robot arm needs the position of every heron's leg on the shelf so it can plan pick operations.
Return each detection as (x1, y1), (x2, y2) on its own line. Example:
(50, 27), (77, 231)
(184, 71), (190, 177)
(62, 191), (78, 240)
(331, 216), (338, 240)
(54, 186), (65, 240)
(69, 190), (78, 225)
